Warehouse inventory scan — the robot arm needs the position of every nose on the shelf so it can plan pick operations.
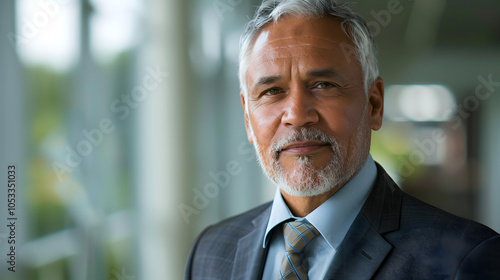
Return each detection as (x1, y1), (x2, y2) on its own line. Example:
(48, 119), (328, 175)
(281, 86), (319, 127)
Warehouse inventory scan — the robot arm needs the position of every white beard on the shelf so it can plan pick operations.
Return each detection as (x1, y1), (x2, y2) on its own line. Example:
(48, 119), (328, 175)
(249, 112), (370, 197)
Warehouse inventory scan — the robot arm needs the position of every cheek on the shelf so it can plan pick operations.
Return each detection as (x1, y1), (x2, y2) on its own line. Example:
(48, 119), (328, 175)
(249, 107), (282, 147)
(319, 101), (366, 148)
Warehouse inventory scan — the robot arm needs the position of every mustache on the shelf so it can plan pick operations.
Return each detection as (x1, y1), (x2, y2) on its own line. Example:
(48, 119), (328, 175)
(270, 128), (339, 158)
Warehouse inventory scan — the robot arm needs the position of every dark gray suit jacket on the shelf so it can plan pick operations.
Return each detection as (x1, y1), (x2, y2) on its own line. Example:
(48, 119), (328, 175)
(185, 164), (500, 279)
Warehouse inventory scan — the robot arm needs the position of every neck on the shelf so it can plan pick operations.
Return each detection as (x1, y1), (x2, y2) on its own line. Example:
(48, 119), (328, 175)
(280, 187), (341, 217)
(280, 154), (371, 217)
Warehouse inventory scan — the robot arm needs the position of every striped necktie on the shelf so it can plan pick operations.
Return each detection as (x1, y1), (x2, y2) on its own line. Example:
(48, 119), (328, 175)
(278, 221), (320, 280)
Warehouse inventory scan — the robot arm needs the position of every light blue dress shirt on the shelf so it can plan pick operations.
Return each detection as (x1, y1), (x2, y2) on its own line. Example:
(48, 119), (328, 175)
(262, 155), (377, 279)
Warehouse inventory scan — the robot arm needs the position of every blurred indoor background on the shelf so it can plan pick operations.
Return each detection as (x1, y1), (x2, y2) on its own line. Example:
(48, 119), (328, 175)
(0, 0), (499, 279)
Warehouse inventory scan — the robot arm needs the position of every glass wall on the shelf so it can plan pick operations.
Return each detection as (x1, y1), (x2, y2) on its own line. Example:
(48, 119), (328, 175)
(0, 0), (499, 279)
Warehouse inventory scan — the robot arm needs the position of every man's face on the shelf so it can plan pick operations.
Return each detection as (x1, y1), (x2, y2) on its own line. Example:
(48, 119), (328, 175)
(241, 16), (384, 197)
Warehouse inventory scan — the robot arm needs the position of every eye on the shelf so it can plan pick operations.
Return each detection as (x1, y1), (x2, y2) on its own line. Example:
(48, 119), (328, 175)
(314, 82), (336, 89)
(262, 88), (281, 96)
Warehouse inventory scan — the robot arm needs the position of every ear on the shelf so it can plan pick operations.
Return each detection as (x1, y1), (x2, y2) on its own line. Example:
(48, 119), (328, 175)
(368, 77), (384, 131)
(240, 92), (254, 144)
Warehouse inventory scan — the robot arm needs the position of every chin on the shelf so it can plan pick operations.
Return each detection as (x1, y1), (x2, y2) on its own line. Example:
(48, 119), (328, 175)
(275, 164), (342, 197)
(279, 183), (337, 197)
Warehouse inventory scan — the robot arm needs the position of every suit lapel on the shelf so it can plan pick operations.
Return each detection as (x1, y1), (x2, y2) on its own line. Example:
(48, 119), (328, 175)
(231, 204), (271, 280)
(324, 215), (393, 279)
(325, 163), (403, 280)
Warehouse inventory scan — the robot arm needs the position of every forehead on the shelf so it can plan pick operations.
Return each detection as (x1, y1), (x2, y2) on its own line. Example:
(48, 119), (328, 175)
(256, 15), (349, 45)
(246, 16), (360, 82)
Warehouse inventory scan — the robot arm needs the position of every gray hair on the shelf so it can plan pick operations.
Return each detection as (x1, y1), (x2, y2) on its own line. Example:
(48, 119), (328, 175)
(239, 0), (378, 97)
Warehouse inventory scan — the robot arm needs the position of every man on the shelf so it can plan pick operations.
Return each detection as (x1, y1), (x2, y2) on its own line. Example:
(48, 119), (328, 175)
(185, 0), (500, 279)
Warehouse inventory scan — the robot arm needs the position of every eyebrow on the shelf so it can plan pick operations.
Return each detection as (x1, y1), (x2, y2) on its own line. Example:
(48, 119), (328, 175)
(255, 75), (282, 87)
(250, 68), (346, 93)
(249, 75), (283, 94)
(307, 68), (345, 81)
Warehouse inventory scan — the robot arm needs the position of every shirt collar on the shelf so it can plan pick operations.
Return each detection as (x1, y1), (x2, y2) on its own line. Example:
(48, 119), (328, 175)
(263, 154), (377, 249)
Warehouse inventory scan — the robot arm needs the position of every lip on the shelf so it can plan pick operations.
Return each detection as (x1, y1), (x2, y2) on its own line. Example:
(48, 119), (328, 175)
(280, 141), (329, 155)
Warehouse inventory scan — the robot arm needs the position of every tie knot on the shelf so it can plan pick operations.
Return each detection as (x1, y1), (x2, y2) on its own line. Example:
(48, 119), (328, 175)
(283, 221), (320, 254)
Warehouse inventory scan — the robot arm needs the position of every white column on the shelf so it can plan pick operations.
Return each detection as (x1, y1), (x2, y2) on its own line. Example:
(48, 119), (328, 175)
(134, 0), (193, 279)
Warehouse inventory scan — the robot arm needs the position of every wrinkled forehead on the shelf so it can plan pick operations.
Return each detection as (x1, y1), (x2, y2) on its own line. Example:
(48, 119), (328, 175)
(246, 16), (358, 73)
(252, 16), (351, 49)
(247, 16), (355, 63)
(252, 35), (346, 61)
